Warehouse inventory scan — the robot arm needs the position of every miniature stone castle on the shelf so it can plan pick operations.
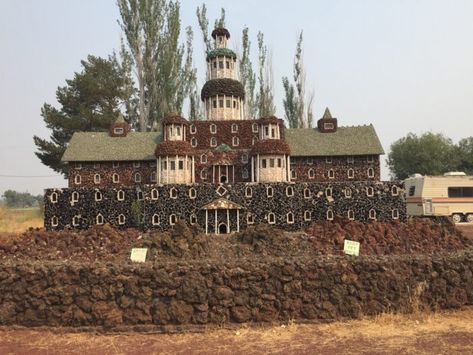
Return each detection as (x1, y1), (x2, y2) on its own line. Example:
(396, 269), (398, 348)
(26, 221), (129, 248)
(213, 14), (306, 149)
(44, 27), (405, 232)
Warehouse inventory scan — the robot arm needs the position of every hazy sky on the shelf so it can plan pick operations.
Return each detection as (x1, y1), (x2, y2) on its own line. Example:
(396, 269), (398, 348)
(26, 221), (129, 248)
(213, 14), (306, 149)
(1, 0), (472, 195)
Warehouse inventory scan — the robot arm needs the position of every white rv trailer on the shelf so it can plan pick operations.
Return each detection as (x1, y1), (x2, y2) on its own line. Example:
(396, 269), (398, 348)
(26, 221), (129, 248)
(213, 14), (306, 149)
(404, 172), (473, 223)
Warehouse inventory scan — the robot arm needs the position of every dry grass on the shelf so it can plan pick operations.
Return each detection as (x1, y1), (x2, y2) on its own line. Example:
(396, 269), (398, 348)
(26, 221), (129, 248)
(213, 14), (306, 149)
(0, 207), (43, 233)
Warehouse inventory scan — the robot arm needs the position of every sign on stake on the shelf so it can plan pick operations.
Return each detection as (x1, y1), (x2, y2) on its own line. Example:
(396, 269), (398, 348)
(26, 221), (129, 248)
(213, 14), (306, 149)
(343, 240), (360, 256)
(130, 248), (148, 263)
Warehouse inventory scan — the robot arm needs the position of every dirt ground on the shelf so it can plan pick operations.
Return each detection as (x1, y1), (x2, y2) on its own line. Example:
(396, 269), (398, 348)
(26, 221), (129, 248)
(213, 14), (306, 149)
(457, 223), (473, 239)
(0, 307), (472, 355)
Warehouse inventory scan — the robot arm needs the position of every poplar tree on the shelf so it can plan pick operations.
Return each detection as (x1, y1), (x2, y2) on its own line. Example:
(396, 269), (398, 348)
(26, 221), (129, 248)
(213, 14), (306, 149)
(256, 31), (276, 117)
(239, 27), (257, 118)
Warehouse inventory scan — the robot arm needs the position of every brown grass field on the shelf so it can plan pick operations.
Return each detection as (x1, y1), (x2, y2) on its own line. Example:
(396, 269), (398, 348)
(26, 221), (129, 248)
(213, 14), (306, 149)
(0, 207), (43, 234)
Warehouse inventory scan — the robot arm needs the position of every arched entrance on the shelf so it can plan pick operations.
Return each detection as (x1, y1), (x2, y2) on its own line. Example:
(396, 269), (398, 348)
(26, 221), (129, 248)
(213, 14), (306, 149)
(220, 175), (227, 183)
(218, 223), (228, 234)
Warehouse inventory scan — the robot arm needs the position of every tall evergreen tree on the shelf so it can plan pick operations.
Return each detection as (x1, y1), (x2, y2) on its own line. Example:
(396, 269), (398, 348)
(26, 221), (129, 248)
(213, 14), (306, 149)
(117, 0), (195, 131)
(256, 31), (276, 117)
(33, 55), (133, 176)
(240, 27), (257, 118)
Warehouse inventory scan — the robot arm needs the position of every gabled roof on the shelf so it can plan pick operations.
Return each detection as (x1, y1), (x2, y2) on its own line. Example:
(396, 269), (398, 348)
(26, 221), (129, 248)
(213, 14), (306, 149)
(61, 132), (161, 162)
(285, 125), (384, 156)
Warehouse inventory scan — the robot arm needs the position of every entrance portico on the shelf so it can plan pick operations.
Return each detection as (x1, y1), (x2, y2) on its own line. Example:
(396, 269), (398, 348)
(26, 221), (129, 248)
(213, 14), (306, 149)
(201, 198), (243, 234)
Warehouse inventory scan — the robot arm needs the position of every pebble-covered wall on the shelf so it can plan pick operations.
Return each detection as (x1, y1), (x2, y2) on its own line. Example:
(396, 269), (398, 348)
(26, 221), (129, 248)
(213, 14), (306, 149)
(44, 181), (405, 232)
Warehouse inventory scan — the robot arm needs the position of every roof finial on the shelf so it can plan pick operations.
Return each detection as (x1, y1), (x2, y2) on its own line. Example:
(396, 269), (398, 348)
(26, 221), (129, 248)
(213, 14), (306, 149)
(323, 107), (332, 119)
(115, 112), (126, 123)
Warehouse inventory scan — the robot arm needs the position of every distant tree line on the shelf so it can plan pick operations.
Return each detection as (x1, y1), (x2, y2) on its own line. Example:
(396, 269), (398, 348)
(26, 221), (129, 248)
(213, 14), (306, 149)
(1, 190), (43, 209)
(387, 133), (473, 180)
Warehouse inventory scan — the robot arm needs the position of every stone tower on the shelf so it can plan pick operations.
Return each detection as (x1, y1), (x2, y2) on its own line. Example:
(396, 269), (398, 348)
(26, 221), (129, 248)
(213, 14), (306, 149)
(201, 27), (245, 120)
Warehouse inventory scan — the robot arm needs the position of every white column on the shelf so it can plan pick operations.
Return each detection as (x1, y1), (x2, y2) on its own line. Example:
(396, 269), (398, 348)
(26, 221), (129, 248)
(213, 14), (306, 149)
(236, 209), (240, 232)
(212, 165), (215, 184)
(227, 209), (230, 233)
(218, 166), (221, 183)
(226, 166), (229, 183)
(287, 155), (291, 182)
(166, 156), (169, 184)
(251, 157), (255, 182)
(158, 157), (161, 185)
(215, 209), (218, 235)
(232, 165), (235, 183)
(184, 155), (188, 183)
(256, 154), (260, 183)
(191, 156), (195, 183)
(205, 210), (208, 234)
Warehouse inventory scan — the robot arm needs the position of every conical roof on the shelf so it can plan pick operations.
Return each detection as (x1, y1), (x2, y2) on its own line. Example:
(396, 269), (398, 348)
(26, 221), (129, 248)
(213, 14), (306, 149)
(322, 108), (332, 119)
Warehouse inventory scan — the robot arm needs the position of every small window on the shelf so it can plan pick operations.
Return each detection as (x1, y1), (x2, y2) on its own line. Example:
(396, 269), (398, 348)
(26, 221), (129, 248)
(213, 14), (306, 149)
(231, 123), (238, 133)
(201, 154), (207, 163)
(178, 160), (184, 170)
(95, 190), (102, 202)
(328, 169), (335, 179)
(151, 188), (159, 200)
(150, 161), (157, 168)
(114, 127), (124, 135)
(133, 162), (141, 168)
(50, 192), (58, 204)
(304, 210), (312, 221)
(134, 172), (142, 183)
(304, 188), (311, 199)
(118, 214), (126, 225)
(200, 169), (207, 180)
(344, 188), (352, 198)
(213, 61), (217, 69)
(190, 124), (196, 134)
(210, 124), (217, 134)
(266, 186), (274, 198)
(245, 186), (253, 198)
(170, 161), (176, 170)
(219, 61), (223, 69)
(348, 210), (355, 220)
(162, 161), (167, 170)
(347, 156), (354, 164)
(286, 212), (294, 224)
(308, 169), (315, 179)
(252, 137), (258, 145)
(74, 175), (81, 185)
(190, 214), (197, 225)
(391, 185), (399, 196)
(392, 209), (399, 219)
(150, 172), (157, 183)
(306, 157), (313, 165)
(75, 163), (82, 170)
(286, 186), (294, 197)
(291, 170), (296, 180)
(325, 187), (333, 198)
(324, 122), (334, 130)
(277, 158), (282, 168)
(348, 169), (355, 179)
(233, 100), (237, 108)
(267, 212), (276, 224)
(175, 126), (181, 136)
(210, 137), (217, 147)
(117, 190), (125, 201)
(152, 214), (160, 226)
(448, 187), (473, 198)
(367, 168), (375, 178)
(366, 186), (374, 197)
(326, 209), (334, 221)
(71, 191), (79, 203)
(112, 173), (120, 183)
(408, 186), (416, 196)
(269, 159), (275, 168)
(170, 187), (178, 199)
(247, 213), (255, 224)
(94, 174), (101, 184)
(326, 157), (332, 164)
(113, 162), (120, 168)
(226, 60), (230, 69)
(189, 187), (197, 199)
(369, 209), (376, 220)
(51, 216), (59, 227)
(93, 163), (100, 169)
(219, 99), (224, 108)
(213, 99), (217, 108)
(241, 153), (249, 163)
(232, 136), (239, 146)
(242, 169), (249, 179)
(252, 123), (258, 133)
(169, 214), (177, 225)
(367, 156), (374, 163)
(136, 190), (144, 201)
(96, 214), (104, 225)
(191, 137), (197, 147)
(72, 215), (80, 227)
(226, 99), (231, 108)
(261, 159), (267, 169)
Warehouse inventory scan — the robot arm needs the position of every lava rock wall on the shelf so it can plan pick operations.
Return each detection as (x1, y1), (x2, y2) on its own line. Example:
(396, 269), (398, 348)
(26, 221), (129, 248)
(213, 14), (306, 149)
(44, 181), (406, 231)
(0, 251), (472, 329)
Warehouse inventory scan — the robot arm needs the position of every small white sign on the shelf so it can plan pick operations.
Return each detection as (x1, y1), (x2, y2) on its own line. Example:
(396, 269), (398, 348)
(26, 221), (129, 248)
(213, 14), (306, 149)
(344, 240), (360, 256)
(130, 248), (148, 262)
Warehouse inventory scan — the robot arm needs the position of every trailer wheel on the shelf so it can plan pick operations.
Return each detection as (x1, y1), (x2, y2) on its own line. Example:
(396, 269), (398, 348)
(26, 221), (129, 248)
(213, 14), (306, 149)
(466, 214), (473, 223)
(452, 213), (463, 223)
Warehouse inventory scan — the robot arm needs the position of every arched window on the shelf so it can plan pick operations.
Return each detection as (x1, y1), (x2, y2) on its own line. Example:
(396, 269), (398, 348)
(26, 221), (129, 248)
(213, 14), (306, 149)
(150, 172), (157, 182)
(252, 123), (258, 133)
(347, 169), (354, 179)
(118, 214), (126, 225)
(94, 190), (102, 202)
(112, 173), (120, 183)
(232, 136), (239, 146)
(304, 210), (312, 221)
(169, 214), (177, 225)
(201, 154), (207, 163)
(344, 188), (352, 198)
(391, 185), (399, 196)
(286, 186), (294, 197)
(96, 214), (104, 225)
(51, 216), (59, 227)
(136, 190), (144, 201)
(267, 212), (276, 224)
(266, 186), (274, 198)
(50, 192), (58, 204)
(304, 188), (311, 199)
(247, 213), (255, 224)
(189, 214), (197, 225)
(200, 169), (207, 180)
(94, 174), (101, 184)
(152, 214), (160, 226)
(367, 168), (375, 178)
(188, 187), (197, 199)
(170, 187), (178, 199)
(245, 186), (253, 198)
(190, 124), (196, 134)
(210, 137), (217, 147)
(134, 172), (142, 183)
(328, 169), (335, 179)
(191, 137), (197, 147)
(117, 190), (125, 201)
(369, 209), (377, 220)
(326, 209), (334, 221)
(151, 188), (159, 200)
(74, 175), (81, 185)
(290, 170), (296, 180)
(133, 162), (141, 168)
(325, 187), (333, 198)
(392, 209), (399, 219)
(241, 153), (249, 163)
(242, 169), (249, 179)
(366, 186), (374, 197)
(72, 215), (80, 227)
(308, 169), (315, 179)
(231, 123), (238, 133)
(210, 124), (217, 134)
(347, 210), (355, 220)
(286, 212), (294, 224)
(71, 191), (79, 203)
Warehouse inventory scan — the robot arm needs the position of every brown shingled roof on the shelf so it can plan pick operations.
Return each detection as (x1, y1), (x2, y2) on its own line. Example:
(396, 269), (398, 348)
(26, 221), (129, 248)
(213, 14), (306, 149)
(162, 114), (189, 125)
(251, 139), (291, 155)
(211, 27), (230, 39)
(155, 140), (195, 157)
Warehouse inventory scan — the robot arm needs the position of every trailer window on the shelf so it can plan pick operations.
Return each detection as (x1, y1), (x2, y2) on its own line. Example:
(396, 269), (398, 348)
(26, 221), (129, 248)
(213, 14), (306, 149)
(408, 186), (416, 196)
(448, 187), (473, 198)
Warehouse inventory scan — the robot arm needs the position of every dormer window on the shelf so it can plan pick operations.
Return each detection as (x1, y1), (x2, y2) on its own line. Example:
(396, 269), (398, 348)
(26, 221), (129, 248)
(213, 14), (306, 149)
(114, 127), (124, 135)
(323, 122), (334, 130)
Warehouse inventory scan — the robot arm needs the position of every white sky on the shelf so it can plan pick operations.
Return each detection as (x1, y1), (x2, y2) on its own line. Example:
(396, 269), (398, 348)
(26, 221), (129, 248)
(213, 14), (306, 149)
(1, 0), (472, 195)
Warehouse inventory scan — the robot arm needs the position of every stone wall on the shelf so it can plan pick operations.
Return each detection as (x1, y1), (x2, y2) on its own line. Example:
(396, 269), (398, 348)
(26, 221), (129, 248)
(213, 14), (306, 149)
(44, 181), (405, 231)
(1, 251), (472, 329)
